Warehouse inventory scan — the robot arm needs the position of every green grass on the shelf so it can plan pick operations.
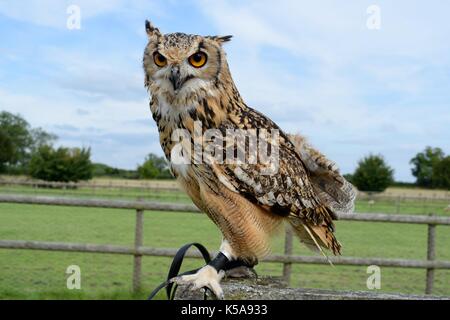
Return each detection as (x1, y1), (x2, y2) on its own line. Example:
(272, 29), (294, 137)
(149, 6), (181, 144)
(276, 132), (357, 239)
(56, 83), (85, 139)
(0, 185), (449, 299)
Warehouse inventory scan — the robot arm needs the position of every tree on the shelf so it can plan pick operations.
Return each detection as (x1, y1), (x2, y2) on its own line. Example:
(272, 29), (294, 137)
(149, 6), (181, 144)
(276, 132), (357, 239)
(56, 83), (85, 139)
(30, 127), (57, 152)
(29, 145), (93, 182)
(0, 129), (13, 172)
(410, 147), (445, 188)
(0, 111), (33, 167)
(0, 111), (57, 172)
(432, 156), (450, 190)
(137, 153), (172, 179)
(92, 163), (139, 179)
(352, 154), (394, 192)
(343, 173), (354, 184)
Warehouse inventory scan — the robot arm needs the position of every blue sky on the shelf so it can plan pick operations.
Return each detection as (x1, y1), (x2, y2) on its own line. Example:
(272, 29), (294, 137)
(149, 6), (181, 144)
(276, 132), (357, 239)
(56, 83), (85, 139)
(0, 0), (449, 182)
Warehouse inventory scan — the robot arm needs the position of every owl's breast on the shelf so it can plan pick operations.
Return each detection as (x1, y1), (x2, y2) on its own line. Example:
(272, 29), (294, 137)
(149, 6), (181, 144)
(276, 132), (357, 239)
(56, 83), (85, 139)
(158, 121), (195, 180)
(151, 97), (199, 179)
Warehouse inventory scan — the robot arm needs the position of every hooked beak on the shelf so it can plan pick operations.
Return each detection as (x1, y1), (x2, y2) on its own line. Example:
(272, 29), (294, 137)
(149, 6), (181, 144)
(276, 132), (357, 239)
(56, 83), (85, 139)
(169, 66), (183, 92)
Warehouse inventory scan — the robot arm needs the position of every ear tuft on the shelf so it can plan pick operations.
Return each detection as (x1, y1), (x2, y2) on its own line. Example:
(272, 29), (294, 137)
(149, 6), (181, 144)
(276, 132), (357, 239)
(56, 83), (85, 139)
(217, 35), (233, 43)
(207, 35), (233, 45)
(145, 20), (161, 37)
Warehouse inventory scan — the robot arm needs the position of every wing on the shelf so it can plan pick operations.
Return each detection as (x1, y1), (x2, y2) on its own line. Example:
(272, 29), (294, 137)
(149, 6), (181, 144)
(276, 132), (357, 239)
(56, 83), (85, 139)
(208, 107), (332, 222)
(288, 133), (357, 215)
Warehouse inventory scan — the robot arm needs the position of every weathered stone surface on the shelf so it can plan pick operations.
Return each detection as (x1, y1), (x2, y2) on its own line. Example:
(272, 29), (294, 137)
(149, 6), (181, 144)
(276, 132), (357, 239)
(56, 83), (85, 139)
(175, 277), (450, 300)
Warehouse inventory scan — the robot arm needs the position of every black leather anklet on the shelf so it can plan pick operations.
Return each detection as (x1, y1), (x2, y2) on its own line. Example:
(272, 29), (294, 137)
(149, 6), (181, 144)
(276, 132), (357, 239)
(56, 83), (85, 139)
(207, 252), (230, 271)
(223, 259), (255, 271)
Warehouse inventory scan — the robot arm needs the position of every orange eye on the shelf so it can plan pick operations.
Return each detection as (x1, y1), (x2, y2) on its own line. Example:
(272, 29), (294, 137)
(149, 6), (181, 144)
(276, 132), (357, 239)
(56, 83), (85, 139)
(153, 52), (167, 67)
(188, 52), (207, 68)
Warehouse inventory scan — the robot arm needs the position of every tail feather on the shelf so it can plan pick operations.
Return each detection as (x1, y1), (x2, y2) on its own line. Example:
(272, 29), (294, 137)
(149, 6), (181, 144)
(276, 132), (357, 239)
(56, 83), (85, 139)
(288, 217), (341, 260)
(285, 133), (351, 261)
(302, 224), (334, 266)
(309, 224), (341, 255)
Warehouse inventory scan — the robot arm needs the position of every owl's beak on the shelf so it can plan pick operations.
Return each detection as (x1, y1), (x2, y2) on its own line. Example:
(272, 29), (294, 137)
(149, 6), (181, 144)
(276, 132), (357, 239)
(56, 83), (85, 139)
(169, 66), (183, 92)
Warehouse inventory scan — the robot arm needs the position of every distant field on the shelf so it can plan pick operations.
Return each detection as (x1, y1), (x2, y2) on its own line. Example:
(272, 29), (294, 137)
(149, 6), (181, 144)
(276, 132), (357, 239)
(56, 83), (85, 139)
(0, 180), (449, 299)
(379, 187), (449, 199)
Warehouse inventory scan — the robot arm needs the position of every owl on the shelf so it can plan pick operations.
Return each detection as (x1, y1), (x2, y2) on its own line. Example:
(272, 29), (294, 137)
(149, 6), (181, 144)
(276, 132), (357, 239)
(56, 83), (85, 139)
(143, 20), (356, 299)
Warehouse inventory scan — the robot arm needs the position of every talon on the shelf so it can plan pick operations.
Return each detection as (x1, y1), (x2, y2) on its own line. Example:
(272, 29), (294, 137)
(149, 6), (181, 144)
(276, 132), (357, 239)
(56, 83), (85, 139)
(173, 265), (225, 299)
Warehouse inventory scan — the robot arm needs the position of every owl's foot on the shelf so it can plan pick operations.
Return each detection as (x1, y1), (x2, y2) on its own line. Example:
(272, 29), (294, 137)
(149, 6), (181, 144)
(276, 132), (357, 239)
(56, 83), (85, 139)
(172, 265), (226, 299)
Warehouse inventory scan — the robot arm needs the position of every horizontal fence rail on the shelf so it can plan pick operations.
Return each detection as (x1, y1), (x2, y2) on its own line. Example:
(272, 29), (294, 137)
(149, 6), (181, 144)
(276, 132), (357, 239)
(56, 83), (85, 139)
(0, 179), (181, 192)
(0, 194), (197, 213)
(1, 193), (450, 296)
(1, 194), (449, 225)
(1, 240), (450, 269)
(1, 179), (449, 201)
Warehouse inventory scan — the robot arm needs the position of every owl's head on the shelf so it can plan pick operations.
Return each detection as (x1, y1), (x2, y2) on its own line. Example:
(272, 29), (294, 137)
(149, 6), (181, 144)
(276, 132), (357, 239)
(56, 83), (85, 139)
(143, 20), (232, 103)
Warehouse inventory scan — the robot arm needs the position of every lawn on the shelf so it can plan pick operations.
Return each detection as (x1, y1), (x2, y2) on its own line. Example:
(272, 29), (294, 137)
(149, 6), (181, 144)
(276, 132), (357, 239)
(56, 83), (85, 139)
(0, 184), (449, 299)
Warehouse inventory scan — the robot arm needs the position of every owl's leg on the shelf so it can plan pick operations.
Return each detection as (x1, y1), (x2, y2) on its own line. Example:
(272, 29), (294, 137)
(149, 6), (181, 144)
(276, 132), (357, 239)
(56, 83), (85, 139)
(172, 239), (236, 299)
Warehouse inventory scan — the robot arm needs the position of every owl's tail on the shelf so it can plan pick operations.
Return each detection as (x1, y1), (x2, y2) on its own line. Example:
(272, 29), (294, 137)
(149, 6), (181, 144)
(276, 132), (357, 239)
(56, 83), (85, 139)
(286, 133), (355, 260)
(287, 217), (341, 263)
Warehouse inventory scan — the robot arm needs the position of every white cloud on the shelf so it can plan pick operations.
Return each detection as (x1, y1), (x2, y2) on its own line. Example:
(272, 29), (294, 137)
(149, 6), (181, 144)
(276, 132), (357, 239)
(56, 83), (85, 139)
(0, 88), (162, 169)
(2, 0), (449, 180)
(0, 0), (163, 29)
(39, 46), (145, 101)
(200, 0), (450, 61)
(194, 0), (450, 181)
(0, 0), (122, 28)
(0, 88), (152, 134)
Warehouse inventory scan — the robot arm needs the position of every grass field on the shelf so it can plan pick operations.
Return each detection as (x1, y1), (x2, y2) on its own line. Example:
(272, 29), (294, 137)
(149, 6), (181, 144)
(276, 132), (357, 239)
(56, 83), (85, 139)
(0, 182), (449, 299)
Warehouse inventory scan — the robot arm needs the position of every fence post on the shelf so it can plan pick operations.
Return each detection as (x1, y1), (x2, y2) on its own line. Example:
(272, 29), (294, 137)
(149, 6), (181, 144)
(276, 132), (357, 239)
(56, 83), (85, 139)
(425, 213), (436, 295)
(395, 197), (400, 214)
(133, 209), (144, 293)
(282, 226), (294, 285)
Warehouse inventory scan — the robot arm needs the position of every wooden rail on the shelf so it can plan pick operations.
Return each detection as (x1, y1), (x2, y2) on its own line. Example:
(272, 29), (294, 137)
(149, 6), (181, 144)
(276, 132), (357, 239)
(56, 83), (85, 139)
(0, 179), (180, 192)
(2, 179), (449, 201)
(1, 239), (450, 269)
(1, 194), (449, 225)
(1, 194), (450, 296)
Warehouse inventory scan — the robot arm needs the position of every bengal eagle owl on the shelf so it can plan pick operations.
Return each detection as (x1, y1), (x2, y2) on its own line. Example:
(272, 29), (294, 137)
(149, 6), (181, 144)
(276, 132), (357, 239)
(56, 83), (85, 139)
(143, 20), (356, 299)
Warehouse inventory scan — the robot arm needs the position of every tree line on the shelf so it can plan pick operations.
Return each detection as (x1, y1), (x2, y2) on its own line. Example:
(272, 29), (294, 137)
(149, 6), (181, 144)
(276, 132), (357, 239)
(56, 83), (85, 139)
(0, 111), (171, 181)
(1, 111), (449, 189)
(345, 147), (450, 192)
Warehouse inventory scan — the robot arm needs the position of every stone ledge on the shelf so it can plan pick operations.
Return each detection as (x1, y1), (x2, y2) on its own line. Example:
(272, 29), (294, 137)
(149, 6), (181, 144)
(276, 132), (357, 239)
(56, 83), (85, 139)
(175, 277), (450, 300)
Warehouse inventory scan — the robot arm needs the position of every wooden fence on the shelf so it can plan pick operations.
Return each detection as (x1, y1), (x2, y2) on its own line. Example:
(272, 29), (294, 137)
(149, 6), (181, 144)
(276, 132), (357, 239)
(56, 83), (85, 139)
(1, 179), (449, 201)
(0, 179), (180, 192)
(1, 194), (450, 295)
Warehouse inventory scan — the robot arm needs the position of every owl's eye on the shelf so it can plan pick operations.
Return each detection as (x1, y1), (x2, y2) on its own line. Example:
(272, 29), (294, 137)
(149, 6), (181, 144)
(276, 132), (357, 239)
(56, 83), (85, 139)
(188, 52), (208, 68)
(153, 52), (167, 67)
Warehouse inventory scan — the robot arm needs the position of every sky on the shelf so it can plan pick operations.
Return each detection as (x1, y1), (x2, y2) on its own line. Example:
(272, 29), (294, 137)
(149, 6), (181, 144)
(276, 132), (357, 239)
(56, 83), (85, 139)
(0, 0), (449, 182)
